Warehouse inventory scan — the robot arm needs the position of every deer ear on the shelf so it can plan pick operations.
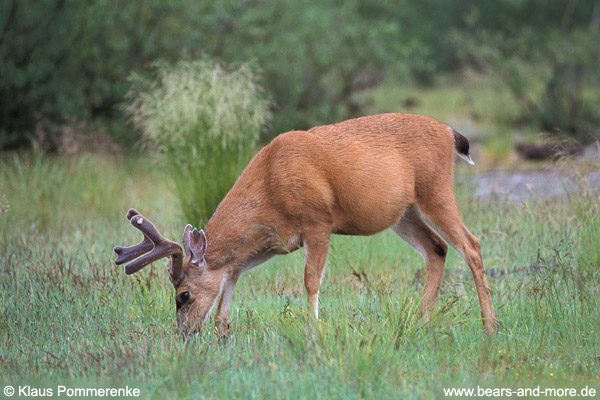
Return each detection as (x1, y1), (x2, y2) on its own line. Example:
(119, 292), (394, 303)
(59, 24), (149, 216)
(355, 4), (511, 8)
(189, 228), (207, 265)
(182, 224), (192, 257)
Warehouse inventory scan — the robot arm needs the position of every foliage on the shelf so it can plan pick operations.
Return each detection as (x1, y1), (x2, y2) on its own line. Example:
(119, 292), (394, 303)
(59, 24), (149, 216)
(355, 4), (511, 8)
(197, 0), (405, 134)
(490, 31), (600, 143)
(124, 59), (271, 225)
(449, 25), (600, 142)
(2, 0), (599, 149)
(0, 0), (199, 148)
(1, 154), (600, 397)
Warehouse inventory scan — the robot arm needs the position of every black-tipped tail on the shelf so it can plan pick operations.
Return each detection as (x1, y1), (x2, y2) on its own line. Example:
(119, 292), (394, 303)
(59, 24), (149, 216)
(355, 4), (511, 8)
(452, 129), (474, 165)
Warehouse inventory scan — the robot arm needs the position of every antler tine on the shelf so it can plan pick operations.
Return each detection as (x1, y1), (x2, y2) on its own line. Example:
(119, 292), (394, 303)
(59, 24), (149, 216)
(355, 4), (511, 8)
(114, 209), (153, 265)
(122, 244), (182, 275)
(126, 208), (141, 220)
(128, 213), (174, 246)
(114, 210), (184, 280)
(113, 236), (154, 266)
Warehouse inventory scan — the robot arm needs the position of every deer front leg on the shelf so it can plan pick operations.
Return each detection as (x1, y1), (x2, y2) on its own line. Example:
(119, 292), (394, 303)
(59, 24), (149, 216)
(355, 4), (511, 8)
(303, 231), (330, 319)
(214, 273), (239, 335)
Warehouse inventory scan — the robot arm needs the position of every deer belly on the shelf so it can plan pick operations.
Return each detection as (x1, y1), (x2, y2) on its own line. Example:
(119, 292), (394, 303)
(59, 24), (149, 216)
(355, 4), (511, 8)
(330, 181), (413, 236)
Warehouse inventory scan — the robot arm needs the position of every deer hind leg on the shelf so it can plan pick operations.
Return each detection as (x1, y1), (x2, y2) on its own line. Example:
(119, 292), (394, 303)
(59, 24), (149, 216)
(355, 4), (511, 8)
(303, 229), (330, 319)
(392, 205), (448, 315)
(418, 194), (498, 334)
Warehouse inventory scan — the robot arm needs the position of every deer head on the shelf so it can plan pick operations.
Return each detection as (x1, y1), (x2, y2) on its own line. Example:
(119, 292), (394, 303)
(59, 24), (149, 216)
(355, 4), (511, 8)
(113, 209), (225, 331)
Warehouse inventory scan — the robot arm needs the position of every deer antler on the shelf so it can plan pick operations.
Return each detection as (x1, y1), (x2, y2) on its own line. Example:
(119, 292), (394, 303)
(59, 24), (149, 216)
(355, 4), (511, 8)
(114, 209), (184, 284)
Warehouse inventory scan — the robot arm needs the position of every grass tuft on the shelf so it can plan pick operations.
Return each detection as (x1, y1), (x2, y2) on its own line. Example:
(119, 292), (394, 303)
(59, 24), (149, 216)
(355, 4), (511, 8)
(124, 58), (271, 225)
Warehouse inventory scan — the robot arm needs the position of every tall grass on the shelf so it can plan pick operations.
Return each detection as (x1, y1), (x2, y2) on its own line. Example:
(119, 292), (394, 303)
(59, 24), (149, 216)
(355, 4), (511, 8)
(125, 58), (271, 225)
(0, 146), (169, 227)
(1, 154), (599, 398)
(565, 163), (600, 268)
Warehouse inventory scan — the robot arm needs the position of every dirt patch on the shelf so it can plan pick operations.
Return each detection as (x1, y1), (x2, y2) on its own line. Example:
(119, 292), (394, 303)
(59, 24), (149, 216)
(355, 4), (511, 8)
(470, 168), (600, 202)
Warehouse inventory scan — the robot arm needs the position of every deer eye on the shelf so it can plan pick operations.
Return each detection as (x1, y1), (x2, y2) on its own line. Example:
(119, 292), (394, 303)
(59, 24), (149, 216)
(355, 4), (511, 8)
(176, 291), (191, 310)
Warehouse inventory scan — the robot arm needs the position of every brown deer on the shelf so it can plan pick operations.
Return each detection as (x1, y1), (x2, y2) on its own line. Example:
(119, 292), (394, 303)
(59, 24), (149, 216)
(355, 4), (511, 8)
(114, 113), (498, 334)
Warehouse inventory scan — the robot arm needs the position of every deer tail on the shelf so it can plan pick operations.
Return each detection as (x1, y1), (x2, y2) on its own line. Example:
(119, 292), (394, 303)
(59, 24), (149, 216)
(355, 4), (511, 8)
(452, 128), (474, 165)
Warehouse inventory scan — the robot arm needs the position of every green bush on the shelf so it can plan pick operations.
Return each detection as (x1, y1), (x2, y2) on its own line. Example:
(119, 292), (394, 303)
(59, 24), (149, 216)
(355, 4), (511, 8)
(2, 0), (598, 148)
(0, 0), (200, 149)
(125, 59), (271, 225)
(503, 31), (600, 142)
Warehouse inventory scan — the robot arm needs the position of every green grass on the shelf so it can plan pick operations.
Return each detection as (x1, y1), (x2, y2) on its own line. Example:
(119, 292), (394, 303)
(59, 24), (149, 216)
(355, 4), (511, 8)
(1, 152), (599, 399)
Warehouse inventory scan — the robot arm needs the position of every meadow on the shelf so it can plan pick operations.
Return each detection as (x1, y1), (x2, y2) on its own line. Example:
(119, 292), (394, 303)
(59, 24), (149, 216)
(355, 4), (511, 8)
(2, 1), (600, 397)
(1, 144), (599, 399)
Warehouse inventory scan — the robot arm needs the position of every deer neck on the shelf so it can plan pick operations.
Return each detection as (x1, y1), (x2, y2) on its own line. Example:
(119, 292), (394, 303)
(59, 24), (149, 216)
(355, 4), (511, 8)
(203, 195), (276, 272)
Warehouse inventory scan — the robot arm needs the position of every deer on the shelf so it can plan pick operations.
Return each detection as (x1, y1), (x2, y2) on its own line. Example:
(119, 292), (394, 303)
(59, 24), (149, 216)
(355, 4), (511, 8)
(114, 113), (498, 335)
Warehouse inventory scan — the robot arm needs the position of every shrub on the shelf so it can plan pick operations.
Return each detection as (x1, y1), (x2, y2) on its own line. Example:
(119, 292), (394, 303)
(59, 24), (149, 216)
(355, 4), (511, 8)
(125, 59), (271, 225)
(4, 0), (598, 149)
(502, 31), (600, 143)
(0, 0), (197, 149)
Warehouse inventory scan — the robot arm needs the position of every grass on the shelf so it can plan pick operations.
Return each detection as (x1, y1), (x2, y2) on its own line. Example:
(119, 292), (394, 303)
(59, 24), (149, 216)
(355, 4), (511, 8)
(1, 149), (599, 399)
